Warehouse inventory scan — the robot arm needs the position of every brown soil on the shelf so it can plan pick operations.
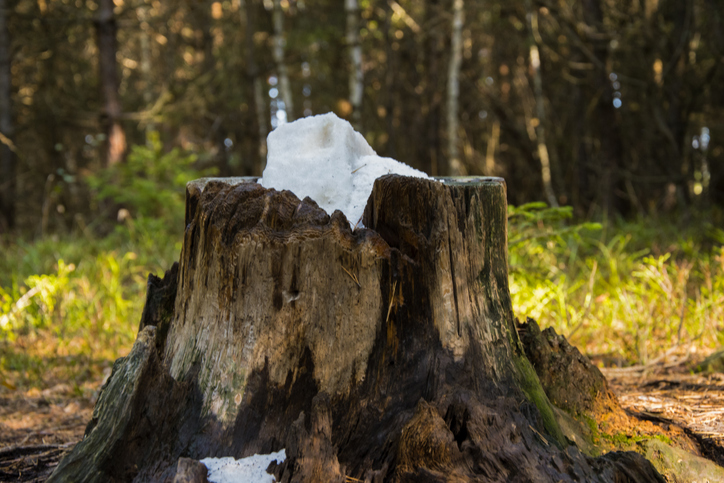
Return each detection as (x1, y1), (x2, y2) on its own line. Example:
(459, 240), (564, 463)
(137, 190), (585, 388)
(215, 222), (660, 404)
(0, 384), (96, 482)
(601, 355), (724, 467)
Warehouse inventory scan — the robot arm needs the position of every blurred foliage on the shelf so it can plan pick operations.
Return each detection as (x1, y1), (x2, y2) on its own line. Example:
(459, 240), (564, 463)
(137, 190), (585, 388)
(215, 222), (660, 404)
(509, 204), (724, 364)
(0, 141), (213, 391)
(0, 234), (162, 391)
(87, 131), (218, 223)
(5, 0), (724, 235)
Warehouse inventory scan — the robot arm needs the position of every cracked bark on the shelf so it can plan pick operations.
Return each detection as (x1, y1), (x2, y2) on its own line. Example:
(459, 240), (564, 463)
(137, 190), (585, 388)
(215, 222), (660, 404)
(49, 176), (666, 482)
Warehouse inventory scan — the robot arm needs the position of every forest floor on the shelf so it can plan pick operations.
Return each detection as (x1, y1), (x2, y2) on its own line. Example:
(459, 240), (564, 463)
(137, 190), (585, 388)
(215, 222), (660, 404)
(600, 353), (724, 467)
(0, 356), (723, 482)
(0, 382), (95, 482)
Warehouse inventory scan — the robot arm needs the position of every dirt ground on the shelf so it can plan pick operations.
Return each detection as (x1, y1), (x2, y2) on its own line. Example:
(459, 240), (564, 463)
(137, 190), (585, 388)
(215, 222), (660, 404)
(601, 357), (724, 467)
(1, 357), (723, 482)
(0, 384), (96, 482)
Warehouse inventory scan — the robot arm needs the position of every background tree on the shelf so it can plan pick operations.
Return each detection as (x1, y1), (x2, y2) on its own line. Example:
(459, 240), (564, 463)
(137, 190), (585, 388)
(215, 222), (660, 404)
(446, 0), (464, 175)
(525, 0), (557, 207)
(272, 0), (293, 123)
(241, 0), (268, 173)
(1, 0), (724, 235)
(0, 0), (14, 232)
(345, 0), (363, 129)
(95, 0), (126, 166)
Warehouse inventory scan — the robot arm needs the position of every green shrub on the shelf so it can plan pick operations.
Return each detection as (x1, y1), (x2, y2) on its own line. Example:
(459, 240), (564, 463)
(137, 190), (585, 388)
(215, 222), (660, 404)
(86, 130), (217, 223)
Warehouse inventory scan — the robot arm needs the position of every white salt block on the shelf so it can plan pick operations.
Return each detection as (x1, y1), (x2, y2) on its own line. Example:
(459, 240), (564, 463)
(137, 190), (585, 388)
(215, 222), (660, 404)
(261, 112), (429, 227)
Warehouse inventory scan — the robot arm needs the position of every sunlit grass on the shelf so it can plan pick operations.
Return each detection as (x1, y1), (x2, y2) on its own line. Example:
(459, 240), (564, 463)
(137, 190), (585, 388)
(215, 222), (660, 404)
(2, 198), (723, 393)
(509, 204), (724, 364)
(0, 135), (210, 392)
(0, 224), (182, 392)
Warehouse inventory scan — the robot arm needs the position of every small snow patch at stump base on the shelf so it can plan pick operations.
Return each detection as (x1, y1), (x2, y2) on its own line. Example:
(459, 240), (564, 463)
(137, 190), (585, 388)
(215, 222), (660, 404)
(200, 449), (286, 483)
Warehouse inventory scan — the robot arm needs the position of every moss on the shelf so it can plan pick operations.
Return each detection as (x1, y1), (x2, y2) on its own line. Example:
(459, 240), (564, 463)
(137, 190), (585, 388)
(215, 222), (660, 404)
(513, 353), (567, 448)
(552, 406), (600, 457)
(600, 431), (673, 451)
(222, 368), (248, 414)
(641, 438), (724, 482)
(650, 434), (673, 446)
(602, 432), (643, 449)
(580, 414), (600, 443)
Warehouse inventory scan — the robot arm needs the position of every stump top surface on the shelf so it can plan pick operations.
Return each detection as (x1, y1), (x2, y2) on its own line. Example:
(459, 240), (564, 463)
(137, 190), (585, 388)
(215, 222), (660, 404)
(187, 177), (260, 193)
(187, 176), (505, 193)
(435, 176), (505, 186)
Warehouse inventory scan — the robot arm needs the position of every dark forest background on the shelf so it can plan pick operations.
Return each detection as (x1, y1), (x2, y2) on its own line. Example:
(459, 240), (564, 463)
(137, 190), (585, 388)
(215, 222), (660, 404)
(1, 0), (724, 236)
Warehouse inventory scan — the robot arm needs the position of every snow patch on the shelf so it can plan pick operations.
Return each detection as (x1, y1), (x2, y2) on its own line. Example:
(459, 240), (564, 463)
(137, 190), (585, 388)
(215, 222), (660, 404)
(200, 449), (286, 483)
(261, 112), (429, 227)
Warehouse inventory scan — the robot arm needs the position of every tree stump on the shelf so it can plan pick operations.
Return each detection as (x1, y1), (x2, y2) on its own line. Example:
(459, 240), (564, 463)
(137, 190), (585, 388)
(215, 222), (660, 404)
(49, 176), (666, 482)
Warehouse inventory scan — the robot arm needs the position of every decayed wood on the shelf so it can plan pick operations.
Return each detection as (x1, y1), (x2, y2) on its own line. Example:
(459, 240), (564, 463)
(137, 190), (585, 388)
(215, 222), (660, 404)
(49, 175), (671, 482)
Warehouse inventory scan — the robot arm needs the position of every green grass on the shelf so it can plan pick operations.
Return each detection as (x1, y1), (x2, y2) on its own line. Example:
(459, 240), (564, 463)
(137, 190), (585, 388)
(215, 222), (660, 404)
(0, 134), (214, 392)
(0, 223), (182, 391)
(509, 203), (724, 364)
(1, 182), (723, 392)
(600, 431), (673, 450)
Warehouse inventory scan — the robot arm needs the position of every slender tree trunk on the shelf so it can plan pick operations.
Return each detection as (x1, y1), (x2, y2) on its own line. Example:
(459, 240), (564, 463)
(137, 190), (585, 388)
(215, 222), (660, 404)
(660, 0), (691, 205)
(446, 0), (464, 175)
(0, 0), (14, 231)
(525, 3), (557, 207)
(241, 0), (267, 174)
(383, 1), (397, 159)
(36, 12), (67, 234)
(581, 0), (624, 214)
(567, 43), (592, 214)
(137, 5), (154, 134)
(95, 0), (126, 166)
(197, 1), (230, 174)
(272, 0), (293, 122)
(345, 0), (363, 129)
(200, 3), (215, 76)
(421, 0), (443, 175)
(485, 120), (500, 175)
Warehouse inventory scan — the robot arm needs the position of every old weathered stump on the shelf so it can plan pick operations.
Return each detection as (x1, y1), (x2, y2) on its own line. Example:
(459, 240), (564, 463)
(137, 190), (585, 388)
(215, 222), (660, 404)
(49, 176), (666, 482)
